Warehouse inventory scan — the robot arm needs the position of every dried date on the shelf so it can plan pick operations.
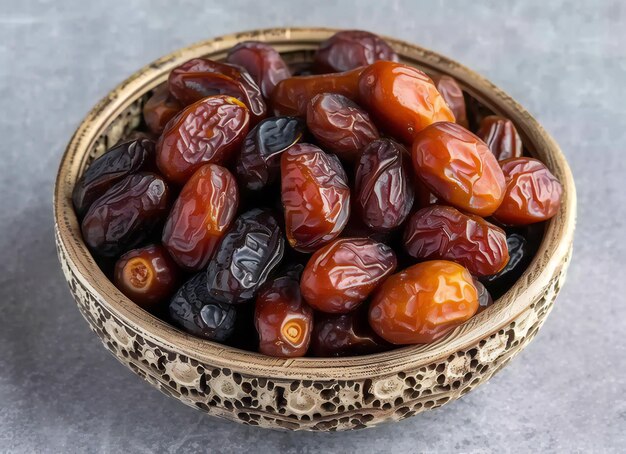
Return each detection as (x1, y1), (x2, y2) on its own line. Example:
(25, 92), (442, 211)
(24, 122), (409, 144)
(143, 84), (183, 135)
(432, 74), (468, 128)
(476, 115), (523, 161)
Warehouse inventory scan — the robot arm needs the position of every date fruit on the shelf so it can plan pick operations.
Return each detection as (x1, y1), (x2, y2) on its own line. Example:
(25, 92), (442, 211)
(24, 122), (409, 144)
(156, 95), (250, 185)
(493, 157), (563, 225)
(412, 121), (506, 216)
(81, 172), (169, 257)
(481, 232), (532, 298)
(358, 61), (455, 143)
(354, 138), (414, 231)
(403, 205), (509, 277)
(432, 74), (468, 128)
(281, 144), (350, 252)
(306, 93), (379, 162)
(113, 244), (179, 308)
(236, 116), (305, 190)
(300, 238), (397, 313)
(476, 115), (523, 161)
(314, 30), (398, 73)
(473, 278), (494, 313)
(143, 84), (183, 135)
(369, 260), (479, 344)
(162, 164), (239, 271)
(206, 209), (285, 305)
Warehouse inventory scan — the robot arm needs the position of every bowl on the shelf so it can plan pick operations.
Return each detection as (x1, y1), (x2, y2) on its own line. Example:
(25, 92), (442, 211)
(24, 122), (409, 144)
(53, 27), (576, 431)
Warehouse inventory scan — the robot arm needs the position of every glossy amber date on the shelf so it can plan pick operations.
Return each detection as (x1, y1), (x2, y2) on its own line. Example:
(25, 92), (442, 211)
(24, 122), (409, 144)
(309, 307), (389, 357)
(73, 138), (154, 217)
(168, 58), (266, 123)
(354, 138), (414, 231)
(271, 67), (363, 116)
(476, 115), (523, 161)
(306, 93), (379, 162)
(300, 238), (397, 313)
(162, 164), (239, 271)
(403, 205), (509, 277)
(254, 267), (313, 357)
(314, 30), (398, 73)
(368, 260), (479, 344)
(235, 116), (305, 190)
(113, 244), (179, 308)
(156, 95), (249, 185)
(226, 41), (291, 100)
(142, 84), (183, 135)
(81, 172), (169, 257)
(432, 74), (468, 128)
(169, 273), (236, 342)
(281, 144), (350, 252)
(493, 157), (563, 225)
(358, 61), (455, 143)
(412, 121), (506, 216)
(206, 209), (285, 305)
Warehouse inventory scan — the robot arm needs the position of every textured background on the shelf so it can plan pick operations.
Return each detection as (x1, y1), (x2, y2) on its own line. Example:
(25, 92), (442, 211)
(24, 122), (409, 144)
(1, 0), (624, 452)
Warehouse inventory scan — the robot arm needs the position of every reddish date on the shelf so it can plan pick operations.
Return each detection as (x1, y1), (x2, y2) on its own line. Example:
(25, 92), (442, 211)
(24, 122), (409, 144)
(314, 30), (398, 73)
(281, 144), (350, 252)
(432, 74), (468, 128)
(81, 172), (169, 257)
(306, 93), (379, 162)
(358, 61), (455, 143)
(300, 238), (397, 314)
(412, 121), (506, 216)
(226, 41), (291, 100)
(156, 95), (249, 185)
(354, 139), (414, 231)
(493, 157), (563, 225)
(114, 244), (179, 308)
(143, 84), (183, 135)
(403, 205), (509, 277)
(476, 115), (523, 161)
(162, 164), (239, 271)
(369, 260), (479, 344)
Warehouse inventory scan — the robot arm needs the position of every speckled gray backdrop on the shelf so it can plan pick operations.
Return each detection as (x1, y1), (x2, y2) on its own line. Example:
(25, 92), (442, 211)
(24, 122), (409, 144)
(0, 0), (624, 452)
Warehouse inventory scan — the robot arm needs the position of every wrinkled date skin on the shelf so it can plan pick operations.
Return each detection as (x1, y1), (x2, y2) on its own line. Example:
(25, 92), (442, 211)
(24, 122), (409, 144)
(113, 244), (179, 308)
(314, 30), (398, 73)
(156, 95), (250, 185)
(281, 144), (351, 252)
(81, 172), (169, 257)
(358, 61), (455, 143)
(369, 260), (479, 345)
(226, 41), (291, 100)
(169, 273), (236, 342)
(481, 232), (532, 298)
(168, 58), (266, 123)
(309, 307), (390, 357)
(306, 93), (379, 162)
(355, 139), (415, 231)
(493, 157), (563, 225)
(271, 67), (363, 117)
(73, 138), (154, 217)
(236, 116), (305, 190)
(162, 164), (239, 271)
(476, 115), (523, 161)
(254, 268), (313, 357)
(432, 74), (468, 128)
(142, 84), (183, 135)
(412, 121), (506, 216)
(206, 209), (285, 305)
(403, 205), (509, 277)
(300, 238), (397, 314)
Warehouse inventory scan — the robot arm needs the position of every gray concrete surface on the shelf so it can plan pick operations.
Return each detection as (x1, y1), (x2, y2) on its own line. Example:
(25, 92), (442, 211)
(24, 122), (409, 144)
(1, 0), (624, 452)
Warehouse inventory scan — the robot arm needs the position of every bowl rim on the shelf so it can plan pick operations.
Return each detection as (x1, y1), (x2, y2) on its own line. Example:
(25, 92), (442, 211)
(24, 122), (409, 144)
(53, 27), (576, 380)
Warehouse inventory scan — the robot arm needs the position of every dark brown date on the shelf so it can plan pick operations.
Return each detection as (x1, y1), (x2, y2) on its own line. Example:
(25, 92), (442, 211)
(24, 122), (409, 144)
(142, 84), (183, 135)
(206, 209), (285, 304)
(226, 41), (291, 100)
(81, 172), (169, 257)
(481, 232), (532, 298)
(473, 278), (494, 313)
(403, 205), (509, 277)
(306, 93), (379, 162)
(354, 139), (414, 231)
(432, 74), (468, 128)
(314, 30), (398, 73)
(476, 115), (523, 161)
(235, 116), (305, 190)
(73, 138), (154, 217)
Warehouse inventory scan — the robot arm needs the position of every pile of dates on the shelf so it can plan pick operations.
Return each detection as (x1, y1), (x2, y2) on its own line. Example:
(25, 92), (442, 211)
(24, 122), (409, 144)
(73, 30), (563, 358)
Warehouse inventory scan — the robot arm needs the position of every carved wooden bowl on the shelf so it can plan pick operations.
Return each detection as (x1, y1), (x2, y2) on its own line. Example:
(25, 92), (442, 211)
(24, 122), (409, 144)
(53, 27), (576, 431)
